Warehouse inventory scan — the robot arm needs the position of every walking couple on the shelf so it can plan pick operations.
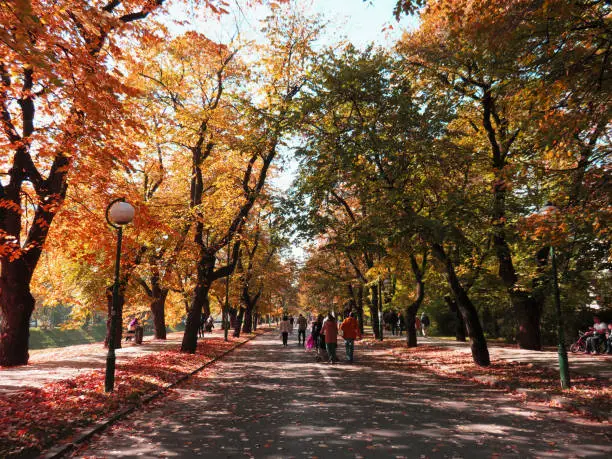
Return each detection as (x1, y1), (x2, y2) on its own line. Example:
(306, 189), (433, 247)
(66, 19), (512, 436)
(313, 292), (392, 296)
(279, 314), (308, 347)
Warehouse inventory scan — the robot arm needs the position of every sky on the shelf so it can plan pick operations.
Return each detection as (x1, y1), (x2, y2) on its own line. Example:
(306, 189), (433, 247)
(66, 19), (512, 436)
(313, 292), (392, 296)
(172, 0), (416, 47)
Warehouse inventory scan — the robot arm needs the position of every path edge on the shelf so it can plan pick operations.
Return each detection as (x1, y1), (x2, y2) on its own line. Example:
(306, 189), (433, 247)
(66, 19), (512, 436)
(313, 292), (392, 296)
(40, 330), (268, 459)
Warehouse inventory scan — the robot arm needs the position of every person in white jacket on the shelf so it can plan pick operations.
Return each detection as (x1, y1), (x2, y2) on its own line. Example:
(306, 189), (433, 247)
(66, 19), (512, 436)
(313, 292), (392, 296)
(279, 316), (291, 347)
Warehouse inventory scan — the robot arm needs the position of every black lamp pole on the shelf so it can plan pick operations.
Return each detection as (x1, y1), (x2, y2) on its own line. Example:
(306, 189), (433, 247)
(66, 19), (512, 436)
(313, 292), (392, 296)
(551, 245), (570, 389)
(104, 198), (132, 393)
(538, 202), (570, 390)
(224, 241), (231, 342)
(378, 277), (384, 341)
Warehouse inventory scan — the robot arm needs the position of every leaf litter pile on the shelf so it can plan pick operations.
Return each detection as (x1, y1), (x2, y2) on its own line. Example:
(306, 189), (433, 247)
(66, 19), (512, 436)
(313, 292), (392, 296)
(360, 338), (611, 423)
(0, 335), (256, 457)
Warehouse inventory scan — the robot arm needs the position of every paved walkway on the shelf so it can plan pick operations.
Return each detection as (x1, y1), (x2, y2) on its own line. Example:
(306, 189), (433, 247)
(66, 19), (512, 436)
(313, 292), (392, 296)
(73, 332), (611, 458)
(1, 329), (609, 395)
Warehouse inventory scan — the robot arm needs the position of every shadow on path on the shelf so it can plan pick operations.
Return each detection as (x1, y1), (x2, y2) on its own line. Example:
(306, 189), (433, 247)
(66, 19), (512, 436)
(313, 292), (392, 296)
(73, 332), (612, 459)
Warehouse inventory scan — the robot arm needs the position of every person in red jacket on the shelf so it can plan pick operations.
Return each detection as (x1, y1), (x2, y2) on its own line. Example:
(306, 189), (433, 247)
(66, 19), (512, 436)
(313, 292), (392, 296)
(340, 312), (361, 363)
(322, 313), (339, 363)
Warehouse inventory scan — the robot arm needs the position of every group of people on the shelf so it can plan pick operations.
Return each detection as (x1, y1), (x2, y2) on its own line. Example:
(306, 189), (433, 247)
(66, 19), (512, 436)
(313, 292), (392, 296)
(585, 315), (612, 355)
(279, 314), (308, 346)
(279, 312), (361, 363)
(386, 311), (430, 337)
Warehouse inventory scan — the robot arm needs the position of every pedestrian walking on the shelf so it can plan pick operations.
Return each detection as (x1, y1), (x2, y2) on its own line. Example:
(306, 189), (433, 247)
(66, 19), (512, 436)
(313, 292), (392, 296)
(199, 314), (206, 338)
(279, 316), (291, 347)
(420, 312), (430, 337)
(415, 316), (421, 336)
(322, 313), (339, 363)
(340, 312), (360, 363)
(398, 312), (405, 336)
(297, 313), (308, 346)
(309, 314), (324, 359)
(318, 314), (326, 351)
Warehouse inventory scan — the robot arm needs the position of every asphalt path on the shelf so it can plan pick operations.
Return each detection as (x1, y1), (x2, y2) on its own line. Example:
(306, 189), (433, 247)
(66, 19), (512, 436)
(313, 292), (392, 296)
(73, 331), (612, 458)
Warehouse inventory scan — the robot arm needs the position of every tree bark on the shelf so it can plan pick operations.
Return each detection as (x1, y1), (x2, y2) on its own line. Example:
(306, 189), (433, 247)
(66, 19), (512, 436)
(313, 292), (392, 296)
(234, 307), (245, 337)
(104, 285), (124, 349)
(181, 251), (214, 353)
(444, 295), (466, 342)
(0, 260), (35, 366)
(512, 292), (542, 349)
(356, 284), (365, 334)
(369, 284), (381, 339)
(405, 253), (426, 348)
(150, 290), (168, 340)
(432, 243), (490, 366)
(404, 307), (418, 347)
(481, 89), (542, 351)
(242, 307), (253, 334)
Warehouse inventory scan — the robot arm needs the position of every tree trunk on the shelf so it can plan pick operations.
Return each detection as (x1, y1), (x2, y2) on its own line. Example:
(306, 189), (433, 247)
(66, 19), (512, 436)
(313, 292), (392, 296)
(181, 251), (213, 353)
(233, 307), (244, 337)
(356, 284), (365, 334)
(0, 261), (35, 366)
(0, 147), (69, 367)
(405, 253), (425, 348)
(512, 292), (542, 350)
(181, 282), (210, 353)
(432, 243), (490, 366)
(405, 307), (418, 347)
(150, 290), (168, 340)
(242, 303), (253, 334)
(491, 168), (542, 349)
(444, 295), (466, 342)
(369, 285), (380, 339)
(104, 285), (124, 349)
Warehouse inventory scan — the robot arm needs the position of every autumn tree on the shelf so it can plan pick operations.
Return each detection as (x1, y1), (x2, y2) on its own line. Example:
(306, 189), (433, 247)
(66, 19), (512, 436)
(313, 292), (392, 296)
(397, 0), (611, 350)
(289, 45), (491, 364)
(0, 0), (252, 366)
(176, 9), (321, 353)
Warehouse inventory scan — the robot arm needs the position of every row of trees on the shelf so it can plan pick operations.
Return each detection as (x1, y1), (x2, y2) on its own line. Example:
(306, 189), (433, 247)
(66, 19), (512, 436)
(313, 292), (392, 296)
(0, 0), (311, 366)
(1, 0), (609, 369)
(288, 0), (610, 366)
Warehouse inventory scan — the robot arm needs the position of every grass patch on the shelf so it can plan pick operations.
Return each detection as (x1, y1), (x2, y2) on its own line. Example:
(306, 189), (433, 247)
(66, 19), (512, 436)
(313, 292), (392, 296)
(29, 324), (186, 350)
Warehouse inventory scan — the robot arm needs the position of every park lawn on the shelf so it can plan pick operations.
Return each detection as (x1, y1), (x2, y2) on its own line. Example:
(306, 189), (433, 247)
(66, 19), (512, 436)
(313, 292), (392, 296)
(29, 324), (187, 350)
(360, 338), (611, 423)
(0, 332), (262, 457)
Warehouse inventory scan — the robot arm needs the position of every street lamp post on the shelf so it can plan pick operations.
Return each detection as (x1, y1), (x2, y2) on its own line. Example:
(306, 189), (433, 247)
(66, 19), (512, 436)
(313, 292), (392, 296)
(539, 203), (570, 390)
(378, 277), (384, 341)
(224, 242), (231, 342)
(105, 198), (135, 393)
